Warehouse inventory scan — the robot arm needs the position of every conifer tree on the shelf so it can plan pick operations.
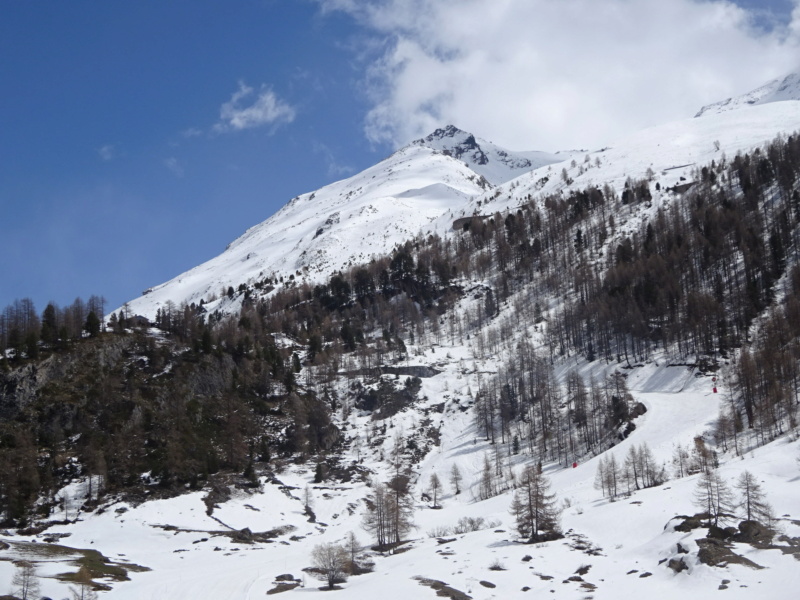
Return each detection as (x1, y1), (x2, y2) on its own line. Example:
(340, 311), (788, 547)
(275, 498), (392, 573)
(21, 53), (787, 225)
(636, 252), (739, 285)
(449, 463), (462, 496)
(428, 472), (442, 508)
(344, 531), (361, 573)
(85, 311), (101, 337)
(478, 452), (496, 500)
(735, 470), (774, 524)
(693, 469), (734, 527)
(510, 464), (560, 542)
(41, 303), (58, 344)
(362, 479), (413, 549)
(362, 482), (390, 548)
(594, 453), (620, 499)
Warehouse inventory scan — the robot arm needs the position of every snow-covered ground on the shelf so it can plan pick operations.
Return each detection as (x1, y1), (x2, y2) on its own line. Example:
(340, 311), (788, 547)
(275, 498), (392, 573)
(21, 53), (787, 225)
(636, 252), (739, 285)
(2, 348), (798, 600)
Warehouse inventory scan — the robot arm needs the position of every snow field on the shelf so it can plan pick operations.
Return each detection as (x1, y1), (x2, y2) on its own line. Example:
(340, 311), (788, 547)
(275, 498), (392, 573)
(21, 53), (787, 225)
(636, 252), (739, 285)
(3, 338), (800, 599)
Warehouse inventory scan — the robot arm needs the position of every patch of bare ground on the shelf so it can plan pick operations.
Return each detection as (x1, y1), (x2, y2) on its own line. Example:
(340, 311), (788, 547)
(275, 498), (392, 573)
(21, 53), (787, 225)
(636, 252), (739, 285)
(414, 576), (473, 600)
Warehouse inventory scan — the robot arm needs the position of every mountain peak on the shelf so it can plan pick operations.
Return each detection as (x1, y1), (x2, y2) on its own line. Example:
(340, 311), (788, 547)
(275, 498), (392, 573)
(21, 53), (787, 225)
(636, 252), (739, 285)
(695, 72), (800, 117)
(420, 124), (468, 141)
(412, 125), (487, 163)
(410, 125), (565, 185)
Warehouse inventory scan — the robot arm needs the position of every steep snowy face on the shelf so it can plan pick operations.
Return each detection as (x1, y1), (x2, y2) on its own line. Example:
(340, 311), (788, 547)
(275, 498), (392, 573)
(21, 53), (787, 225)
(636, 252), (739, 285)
(410, 124), (567, 185)
(695, 72), (800, 117)
(120, 142), (501, 319)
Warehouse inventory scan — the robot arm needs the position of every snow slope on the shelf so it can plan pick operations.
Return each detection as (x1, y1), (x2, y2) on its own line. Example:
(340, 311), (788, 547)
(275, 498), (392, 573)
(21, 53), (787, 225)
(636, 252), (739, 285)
(120, 129), (569, 320)
(2, 350), (799, 600)
(472, 100), (800, 220)
(695, 73), (800, 117)
(120, 100), (800, 322)
(124, 144), (490, 318)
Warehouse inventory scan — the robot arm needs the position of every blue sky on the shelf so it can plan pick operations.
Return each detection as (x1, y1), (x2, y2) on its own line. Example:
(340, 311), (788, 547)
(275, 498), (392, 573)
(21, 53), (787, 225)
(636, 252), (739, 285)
(1, 0), (799, 314)
(0, 0), (376, 312)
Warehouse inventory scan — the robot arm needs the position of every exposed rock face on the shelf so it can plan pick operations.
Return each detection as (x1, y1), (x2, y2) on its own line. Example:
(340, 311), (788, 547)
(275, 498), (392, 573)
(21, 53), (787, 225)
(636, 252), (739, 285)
(232, 527), (254, 543)
(707, 525), (737, 540)
(734, 520), (775, 545)
(696, 538), (763, 569)
(418, 126), (491, 166)
(0, 336), (133, 415)
(414, 577), (473, 600)
(409, 124), (564, 186)
(664, 516), (774, 574)
(667, 557), (688, 573)
(667, 513), (709, 532)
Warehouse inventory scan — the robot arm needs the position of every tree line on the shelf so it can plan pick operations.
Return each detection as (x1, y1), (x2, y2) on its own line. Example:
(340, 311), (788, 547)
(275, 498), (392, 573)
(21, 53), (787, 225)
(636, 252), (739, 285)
(0, 295), (106, 360)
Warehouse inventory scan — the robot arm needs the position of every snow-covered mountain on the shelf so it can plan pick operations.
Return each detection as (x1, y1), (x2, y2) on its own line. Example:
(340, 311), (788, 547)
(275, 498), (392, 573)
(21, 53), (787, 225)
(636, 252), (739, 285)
(120, 96), (800, 321)
(116, 73), (800, 325)
(121, 128), (570, 319)
(6, 76), (800, 600)
(126, 144), (483, 318)
(695, 72), (800, 117)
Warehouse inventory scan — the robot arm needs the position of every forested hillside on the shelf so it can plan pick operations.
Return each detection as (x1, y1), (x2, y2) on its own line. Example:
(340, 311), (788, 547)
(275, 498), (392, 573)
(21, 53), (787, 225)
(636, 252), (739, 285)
(2, 131), (800, 531)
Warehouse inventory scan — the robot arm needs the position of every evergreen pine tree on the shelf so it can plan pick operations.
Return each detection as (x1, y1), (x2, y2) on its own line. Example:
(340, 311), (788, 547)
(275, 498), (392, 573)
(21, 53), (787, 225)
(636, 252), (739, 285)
(85, 311), (101, 337)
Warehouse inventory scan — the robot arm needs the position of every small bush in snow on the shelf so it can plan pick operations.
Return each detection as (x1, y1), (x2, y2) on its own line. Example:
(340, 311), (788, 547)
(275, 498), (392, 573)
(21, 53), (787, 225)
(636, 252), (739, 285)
(488, 558), (506, 571)
(427, 525), (452, 538)
(453, 516), (486, 534)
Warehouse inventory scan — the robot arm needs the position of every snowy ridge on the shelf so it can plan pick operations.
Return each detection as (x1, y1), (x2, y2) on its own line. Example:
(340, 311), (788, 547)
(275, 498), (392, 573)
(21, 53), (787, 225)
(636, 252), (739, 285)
(474, 100), (800, 219)
(695, 72), (800, 117)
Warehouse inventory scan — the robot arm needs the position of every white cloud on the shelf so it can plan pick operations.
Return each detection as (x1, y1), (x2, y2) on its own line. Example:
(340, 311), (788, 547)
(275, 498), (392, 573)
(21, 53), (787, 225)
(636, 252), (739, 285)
(164, 157), (184, 177)
(319, 0), (800, 151)
(313, 141), (356, 177)
(98, 144), (115, 161)
(181, 127), (203, 138)
(214, 81), (296, 133)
